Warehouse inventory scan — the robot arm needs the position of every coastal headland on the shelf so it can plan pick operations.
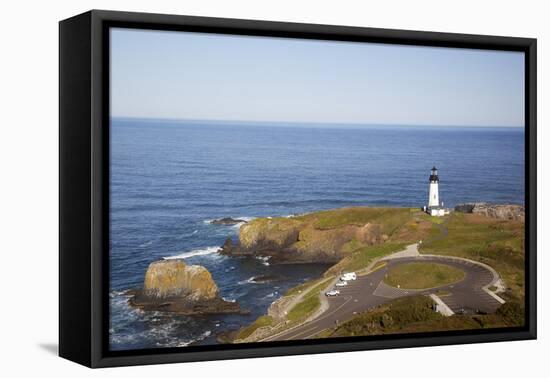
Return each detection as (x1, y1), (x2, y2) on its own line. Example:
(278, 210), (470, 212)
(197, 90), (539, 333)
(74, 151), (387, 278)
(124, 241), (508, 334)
(128, 204), (525, 342)
(223, 204), (525, 342)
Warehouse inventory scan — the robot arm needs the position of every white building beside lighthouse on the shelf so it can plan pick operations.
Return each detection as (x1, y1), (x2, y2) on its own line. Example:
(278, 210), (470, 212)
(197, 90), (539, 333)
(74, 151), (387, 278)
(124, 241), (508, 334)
(425, 166), (449, 217)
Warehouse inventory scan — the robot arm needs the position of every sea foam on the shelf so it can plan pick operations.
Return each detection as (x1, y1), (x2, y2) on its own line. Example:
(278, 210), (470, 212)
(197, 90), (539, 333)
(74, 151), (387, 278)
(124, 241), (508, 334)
(163, 246), (220, 260)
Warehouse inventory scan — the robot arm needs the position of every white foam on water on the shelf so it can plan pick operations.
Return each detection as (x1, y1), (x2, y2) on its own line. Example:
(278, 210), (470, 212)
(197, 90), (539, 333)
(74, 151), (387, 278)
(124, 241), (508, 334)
(238, 276), (260, 285)
(255, 255), (271, 266)
(163, 246), (220, 260)
(161, 330), (212, 348)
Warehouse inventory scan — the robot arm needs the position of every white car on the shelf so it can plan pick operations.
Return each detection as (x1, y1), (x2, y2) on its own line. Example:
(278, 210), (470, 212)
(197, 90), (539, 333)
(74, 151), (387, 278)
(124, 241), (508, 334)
(335, 281), (348, 287)
(340, 272), (357, 281)
(325, 289), (340, 297)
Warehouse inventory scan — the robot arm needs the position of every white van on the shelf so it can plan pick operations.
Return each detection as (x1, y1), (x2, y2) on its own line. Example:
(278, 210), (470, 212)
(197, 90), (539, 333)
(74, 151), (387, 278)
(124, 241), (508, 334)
(340, 272), (357, 281)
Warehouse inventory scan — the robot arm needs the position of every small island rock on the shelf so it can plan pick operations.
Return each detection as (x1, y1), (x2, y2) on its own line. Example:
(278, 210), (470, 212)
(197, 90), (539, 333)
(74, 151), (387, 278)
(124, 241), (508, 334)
(129, 259), (242, 315)
(143, 260), (218, 300)
(210, 217), (248, 225)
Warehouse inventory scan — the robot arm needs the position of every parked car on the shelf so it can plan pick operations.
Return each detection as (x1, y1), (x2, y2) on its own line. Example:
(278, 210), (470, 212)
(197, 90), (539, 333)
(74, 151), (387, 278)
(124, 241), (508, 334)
(340, 272), (357, 281)
(335, 281), (348, 287)
(325, 289), (340, 297)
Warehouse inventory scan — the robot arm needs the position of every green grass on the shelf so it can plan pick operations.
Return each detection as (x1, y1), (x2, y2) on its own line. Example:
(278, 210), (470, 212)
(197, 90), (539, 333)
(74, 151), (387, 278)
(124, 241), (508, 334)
(286, 278), (333, 323)
(413, 211), (448, 225)
(318, 295), (525, 338)
(384, 262), (465, 289)
(287, 295), (320, 323)
(344, 242), (406, 272)
(300, 207), (412, 233)
(235, 315), (274, 340)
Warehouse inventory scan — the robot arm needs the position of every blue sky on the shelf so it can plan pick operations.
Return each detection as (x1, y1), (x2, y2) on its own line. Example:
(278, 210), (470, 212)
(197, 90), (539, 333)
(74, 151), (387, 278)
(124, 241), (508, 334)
(110, 28), (525, 128)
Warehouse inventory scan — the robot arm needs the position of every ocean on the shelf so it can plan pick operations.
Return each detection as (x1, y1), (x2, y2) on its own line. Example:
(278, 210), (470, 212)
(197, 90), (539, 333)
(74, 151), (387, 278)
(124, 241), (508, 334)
(109, 118), (524, 350)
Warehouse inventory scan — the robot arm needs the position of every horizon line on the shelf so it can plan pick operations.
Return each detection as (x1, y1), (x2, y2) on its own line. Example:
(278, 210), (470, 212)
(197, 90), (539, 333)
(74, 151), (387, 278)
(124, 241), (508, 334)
(110, 116), (525, 130)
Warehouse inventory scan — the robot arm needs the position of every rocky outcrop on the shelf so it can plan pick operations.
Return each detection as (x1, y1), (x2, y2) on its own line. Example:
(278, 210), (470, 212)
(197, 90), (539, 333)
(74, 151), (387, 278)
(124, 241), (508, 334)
(455, 203), (524, 222)
(240, 218), (302, 251)
(210, 217), (248, 225)
(220, 212), (388, 263)
(143, 260), (218, 300)
(129, 259), (242, 315)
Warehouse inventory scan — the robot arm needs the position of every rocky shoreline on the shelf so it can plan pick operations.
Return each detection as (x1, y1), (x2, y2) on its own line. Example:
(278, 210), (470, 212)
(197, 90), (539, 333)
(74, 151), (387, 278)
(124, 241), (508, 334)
(454, 202), (525, 221)
(127, 204), (524, 320)
(219, 211), (389, 264)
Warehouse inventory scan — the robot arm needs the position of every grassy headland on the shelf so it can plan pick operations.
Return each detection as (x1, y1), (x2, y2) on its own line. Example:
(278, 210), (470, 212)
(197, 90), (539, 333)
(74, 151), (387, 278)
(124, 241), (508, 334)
(228, 206), (525, 341)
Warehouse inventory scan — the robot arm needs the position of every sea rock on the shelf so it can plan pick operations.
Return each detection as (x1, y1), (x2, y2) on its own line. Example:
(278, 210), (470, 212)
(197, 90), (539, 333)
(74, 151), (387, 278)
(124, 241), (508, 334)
(249, 274), (281, 283)
(210, 217), (248, 225)
(454, 203), (525, 222)
(143, 260), (218, 300)
(129, 259), (241, 315)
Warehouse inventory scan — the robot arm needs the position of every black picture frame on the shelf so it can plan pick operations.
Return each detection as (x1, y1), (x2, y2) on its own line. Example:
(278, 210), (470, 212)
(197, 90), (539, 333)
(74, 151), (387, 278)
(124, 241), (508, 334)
(59, 9), (537, 368)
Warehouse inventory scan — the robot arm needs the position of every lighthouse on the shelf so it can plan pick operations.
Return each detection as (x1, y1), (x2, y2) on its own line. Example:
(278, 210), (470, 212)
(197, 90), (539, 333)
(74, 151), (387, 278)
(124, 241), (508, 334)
(428, 166), (440, 208)
(425, 166), (449, 217)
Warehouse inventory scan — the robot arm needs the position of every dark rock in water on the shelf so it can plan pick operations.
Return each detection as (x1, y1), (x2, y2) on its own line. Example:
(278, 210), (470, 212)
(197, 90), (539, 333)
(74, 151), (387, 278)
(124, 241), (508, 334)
(128, 259), (242, 315)
(454, 203), (524, 222)
(210, 217), (248, 225)
(220, 237), (242, 256)
(221, 237), (234, 252)
(129, 293), (243, 315)
(249, 274), (282, 283)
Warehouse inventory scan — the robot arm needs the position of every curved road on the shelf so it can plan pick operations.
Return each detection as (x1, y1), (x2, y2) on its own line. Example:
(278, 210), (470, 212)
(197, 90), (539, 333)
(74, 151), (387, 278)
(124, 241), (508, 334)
(262, 255), (503, 342)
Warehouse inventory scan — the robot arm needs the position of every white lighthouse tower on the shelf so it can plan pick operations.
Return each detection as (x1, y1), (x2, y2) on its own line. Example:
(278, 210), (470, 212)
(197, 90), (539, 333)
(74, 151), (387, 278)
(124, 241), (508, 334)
(428, 166), (440, 208)
(425, 166), (448, 217)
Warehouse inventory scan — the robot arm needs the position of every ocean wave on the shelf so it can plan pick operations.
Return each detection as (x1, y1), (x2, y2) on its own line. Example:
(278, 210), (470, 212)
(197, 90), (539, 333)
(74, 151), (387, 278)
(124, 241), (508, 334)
(264, 291), (279, 299)
(138, 240), (154, 248)
(163, 246), (220, 260)
(238, 276), (260, 285)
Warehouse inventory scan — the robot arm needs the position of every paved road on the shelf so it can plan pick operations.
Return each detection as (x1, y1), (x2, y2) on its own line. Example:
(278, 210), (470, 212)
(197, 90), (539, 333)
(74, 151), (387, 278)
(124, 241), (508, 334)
(262, 255), (502, 342)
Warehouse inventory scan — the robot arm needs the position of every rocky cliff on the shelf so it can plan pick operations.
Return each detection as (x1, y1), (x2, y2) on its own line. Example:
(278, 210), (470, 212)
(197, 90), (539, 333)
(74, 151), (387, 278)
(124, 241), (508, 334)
(454, 203), (525, 222)
(129, 259), (241, 315)
(220, 207), (410, 263)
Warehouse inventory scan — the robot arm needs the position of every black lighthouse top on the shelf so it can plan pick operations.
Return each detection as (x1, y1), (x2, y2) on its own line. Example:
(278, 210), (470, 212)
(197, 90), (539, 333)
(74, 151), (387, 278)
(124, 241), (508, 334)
(429, 166), (439, 182)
